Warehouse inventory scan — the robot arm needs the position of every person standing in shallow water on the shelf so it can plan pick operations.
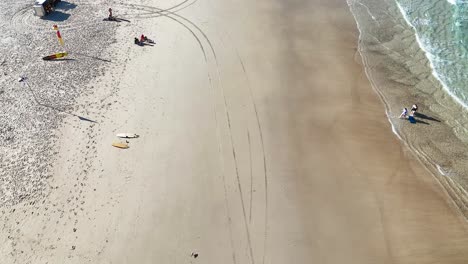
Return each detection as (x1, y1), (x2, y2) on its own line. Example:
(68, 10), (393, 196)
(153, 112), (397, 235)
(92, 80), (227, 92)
(411, 104), (418, 115)
(399, 107), (408, 119)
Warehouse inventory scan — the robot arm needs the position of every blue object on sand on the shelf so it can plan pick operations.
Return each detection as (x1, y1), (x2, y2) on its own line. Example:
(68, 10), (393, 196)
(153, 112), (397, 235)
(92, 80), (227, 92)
(408, 116), (416, 123)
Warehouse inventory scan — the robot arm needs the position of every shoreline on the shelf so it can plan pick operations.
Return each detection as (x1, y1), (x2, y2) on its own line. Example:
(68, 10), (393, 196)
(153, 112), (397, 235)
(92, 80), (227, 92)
(395, 1), (468, 110)
(348, 0), (468, 218)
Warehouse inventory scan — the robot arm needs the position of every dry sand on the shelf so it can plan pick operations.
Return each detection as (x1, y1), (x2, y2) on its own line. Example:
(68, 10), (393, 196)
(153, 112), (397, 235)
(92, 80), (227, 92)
(1, 0), (468, 263)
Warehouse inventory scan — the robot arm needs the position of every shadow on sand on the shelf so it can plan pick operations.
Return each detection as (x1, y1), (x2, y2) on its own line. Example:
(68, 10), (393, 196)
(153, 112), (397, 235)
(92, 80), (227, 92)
(73, 52), (111, 63)
(42, 11), (71, 22)
(24, 81), (98, 123)
(413, 118), (430, 125)
(407, 116), (430, 125)
(44, 58), (76, 62)
(55, 1), (77, 11)
(414, 112), (441, 122)
(103, 17), (131, 23)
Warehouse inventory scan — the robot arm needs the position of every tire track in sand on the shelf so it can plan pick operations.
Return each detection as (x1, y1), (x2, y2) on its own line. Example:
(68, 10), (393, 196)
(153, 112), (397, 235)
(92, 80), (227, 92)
(151, 6), (257, 264)
(216, 29), (270, 264)
(236, 52), (269, 264)
(136, 4), (255, 263)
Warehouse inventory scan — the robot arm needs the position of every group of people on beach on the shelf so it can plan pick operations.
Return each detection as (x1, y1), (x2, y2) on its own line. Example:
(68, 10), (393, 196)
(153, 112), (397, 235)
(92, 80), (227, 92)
(107, 8), (155, 46)
(399, 104), (418, 119)
(134, 34), (155, 46)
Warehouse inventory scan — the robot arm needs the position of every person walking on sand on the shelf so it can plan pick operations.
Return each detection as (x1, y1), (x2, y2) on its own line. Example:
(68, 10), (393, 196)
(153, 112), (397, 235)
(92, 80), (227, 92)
(399, 107), (408, 119)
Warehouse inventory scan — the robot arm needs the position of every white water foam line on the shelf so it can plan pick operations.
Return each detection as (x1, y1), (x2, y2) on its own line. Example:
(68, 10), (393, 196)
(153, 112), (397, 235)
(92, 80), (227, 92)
(396, 3), (468, 216)
(390, 120), (403, 141)
(436, 164), (449, 176)
(355, 1), (380, 26)
(346, 0), (403, 141)
(446, 0), (468, 5)
(347, 0), (468, 220)
(395, 2), (468, 110)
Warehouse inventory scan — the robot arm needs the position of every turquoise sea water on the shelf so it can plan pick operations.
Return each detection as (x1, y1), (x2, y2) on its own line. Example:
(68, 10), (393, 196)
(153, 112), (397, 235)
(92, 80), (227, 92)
(396, 0), (468, 108)
(347, 0), (468, 217)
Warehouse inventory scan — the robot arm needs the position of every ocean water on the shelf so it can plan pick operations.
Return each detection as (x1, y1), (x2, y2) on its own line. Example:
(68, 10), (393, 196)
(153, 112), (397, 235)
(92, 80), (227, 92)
(396, 0), (468, 108)
(347, 0), (468, 217)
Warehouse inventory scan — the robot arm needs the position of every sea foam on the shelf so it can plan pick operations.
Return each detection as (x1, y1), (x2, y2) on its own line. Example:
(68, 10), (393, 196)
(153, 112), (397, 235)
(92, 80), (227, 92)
(396, 0), (468, 109)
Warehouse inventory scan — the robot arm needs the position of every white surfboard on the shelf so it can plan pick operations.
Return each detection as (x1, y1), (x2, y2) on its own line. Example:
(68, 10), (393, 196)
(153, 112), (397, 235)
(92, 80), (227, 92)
(116, 133), (139, 138)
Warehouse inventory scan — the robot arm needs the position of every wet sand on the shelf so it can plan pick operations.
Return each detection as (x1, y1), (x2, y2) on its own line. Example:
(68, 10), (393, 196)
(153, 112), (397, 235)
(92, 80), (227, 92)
(1, 0), (467, 263)
(348, 0), (468, 217)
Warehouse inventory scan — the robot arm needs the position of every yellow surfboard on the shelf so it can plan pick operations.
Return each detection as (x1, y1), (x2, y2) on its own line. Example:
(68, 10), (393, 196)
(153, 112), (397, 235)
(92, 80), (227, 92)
(112, 142), (129, 149)
(42, 52), (68, 60)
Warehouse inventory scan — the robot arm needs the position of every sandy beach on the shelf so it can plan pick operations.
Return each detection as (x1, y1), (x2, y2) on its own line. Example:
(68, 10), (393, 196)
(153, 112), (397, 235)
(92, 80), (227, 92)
(1, 0), (468, 263)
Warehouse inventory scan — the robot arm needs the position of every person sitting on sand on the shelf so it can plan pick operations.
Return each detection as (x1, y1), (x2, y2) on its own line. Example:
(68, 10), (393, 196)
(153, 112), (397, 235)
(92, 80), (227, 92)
(140, 34), (155, 44)
(134, 37), (142, 46)
(107, 8), (117, 21)
(399, 107), (408, 119)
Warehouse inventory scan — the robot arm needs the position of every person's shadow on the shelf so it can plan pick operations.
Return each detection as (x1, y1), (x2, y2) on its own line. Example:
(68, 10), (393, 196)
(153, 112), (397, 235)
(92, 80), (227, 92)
(414, 112), (441, 122)
(411, 117), (430, 125)
(55, 1), (77, 11)
(42, 11), (71, 22)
